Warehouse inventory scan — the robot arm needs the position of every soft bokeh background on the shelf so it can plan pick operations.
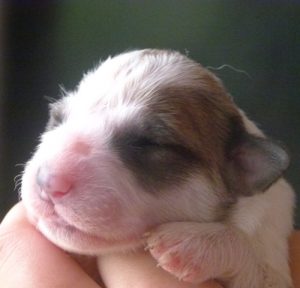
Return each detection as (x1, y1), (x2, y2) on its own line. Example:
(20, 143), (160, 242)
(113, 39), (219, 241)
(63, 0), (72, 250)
(1, 1), (299, 225)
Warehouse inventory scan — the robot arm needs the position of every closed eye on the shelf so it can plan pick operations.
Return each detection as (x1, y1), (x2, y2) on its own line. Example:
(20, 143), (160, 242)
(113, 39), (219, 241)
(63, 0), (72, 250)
(129, 136), (161, 149)
(126, 134), (193, 160)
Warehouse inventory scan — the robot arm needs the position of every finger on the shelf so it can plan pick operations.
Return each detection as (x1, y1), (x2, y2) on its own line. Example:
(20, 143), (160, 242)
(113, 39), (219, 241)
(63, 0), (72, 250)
(0, 202), (101, 288)
(1, 201), (28, 227)
(99, 250), (222, 288)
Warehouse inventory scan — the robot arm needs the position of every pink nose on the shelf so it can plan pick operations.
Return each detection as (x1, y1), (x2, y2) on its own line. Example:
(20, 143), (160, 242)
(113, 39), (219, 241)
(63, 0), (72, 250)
(37, 166), (72, 199)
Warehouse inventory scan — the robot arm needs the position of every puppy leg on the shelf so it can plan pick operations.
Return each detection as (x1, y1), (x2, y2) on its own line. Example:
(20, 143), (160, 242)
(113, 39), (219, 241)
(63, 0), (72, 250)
(146, 222), (264, 287)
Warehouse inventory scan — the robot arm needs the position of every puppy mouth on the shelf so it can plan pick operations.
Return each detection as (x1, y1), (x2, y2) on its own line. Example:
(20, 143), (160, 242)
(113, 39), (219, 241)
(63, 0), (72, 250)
(38, 211), (113, 251)
(31, 198), (141, 254)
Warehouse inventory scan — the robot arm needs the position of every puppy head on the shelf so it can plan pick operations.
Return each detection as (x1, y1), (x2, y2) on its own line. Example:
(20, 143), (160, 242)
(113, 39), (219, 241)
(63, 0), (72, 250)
(21, 49), (289, 254)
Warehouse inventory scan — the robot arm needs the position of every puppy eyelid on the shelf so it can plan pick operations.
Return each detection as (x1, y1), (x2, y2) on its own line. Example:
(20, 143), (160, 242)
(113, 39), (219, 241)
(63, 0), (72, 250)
(129, 136), (161, 149)
(128, 135), (190, 158)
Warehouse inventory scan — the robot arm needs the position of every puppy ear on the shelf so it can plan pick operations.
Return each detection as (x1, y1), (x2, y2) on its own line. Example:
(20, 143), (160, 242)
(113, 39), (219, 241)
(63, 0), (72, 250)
(226, 134), (289, 196)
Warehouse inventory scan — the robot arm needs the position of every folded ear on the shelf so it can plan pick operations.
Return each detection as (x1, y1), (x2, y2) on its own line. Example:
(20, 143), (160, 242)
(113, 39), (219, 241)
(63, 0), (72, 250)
(226, 134), (290, 196)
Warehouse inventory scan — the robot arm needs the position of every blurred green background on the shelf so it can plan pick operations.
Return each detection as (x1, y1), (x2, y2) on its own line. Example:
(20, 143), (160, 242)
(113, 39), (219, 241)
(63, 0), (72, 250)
(1, 1), (299, 225)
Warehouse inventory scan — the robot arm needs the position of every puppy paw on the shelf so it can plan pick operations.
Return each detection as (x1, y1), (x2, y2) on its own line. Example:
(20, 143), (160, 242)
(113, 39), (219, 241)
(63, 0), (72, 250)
(146, 222), (241, 284)
(147, 222), (261, 288)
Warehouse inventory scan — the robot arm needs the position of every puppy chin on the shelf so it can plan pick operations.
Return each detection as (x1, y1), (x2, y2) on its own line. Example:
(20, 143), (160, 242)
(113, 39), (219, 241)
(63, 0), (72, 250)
(24, 196), (144, 255)
(36, 214), (143, 255)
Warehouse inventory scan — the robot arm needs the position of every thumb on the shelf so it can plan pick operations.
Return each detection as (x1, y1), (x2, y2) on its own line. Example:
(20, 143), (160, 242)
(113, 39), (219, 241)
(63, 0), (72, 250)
(0, 202), (101, 288)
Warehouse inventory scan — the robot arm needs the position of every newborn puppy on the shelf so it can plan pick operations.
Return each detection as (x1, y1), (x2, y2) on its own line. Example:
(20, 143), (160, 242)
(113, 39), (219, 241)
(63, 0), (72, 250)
(21, 49), (295, 287)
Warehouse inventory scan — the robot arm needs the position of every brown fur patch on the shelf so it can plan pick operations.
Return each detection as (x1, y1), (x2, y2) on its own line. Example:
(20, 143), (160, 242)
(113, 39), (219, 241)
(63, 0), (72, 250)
(112, 52), (247, 197)
(148, 75), (244, 185)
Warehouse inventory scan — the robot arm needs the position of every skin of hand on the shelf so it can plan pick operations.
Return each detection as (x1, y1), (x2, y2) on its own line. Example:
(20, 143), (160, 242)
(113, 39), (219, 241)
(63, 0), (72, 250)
(0, 202), (298, 288)
(0, 202), (221, 288)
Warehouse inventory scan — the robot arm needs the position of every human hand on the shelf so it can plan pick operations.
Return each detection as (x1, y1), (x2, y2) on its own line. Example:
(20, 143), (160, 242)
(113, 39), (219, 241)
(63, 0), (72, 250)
(0, 202), (221, 288)
(0, 202), (100, 288)
(0, 202), (219, 288)
(1, 202), (299, 288)
(98, 250), (222, 288)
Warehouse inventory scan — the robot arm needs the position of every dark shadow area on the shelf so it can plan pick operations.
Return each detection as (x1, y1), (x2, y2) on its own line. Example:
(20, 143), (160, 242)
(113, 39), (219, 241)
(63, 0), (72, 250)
(1, 2), (58, 217)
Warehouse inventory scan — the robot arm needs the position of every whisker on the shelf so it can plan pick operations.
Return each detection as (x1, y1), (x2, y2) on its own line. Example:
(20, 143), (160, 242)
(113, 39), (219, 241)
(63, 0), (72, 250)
(15, 163), (26, 168)
(14, 181), (22, 192)
(14, 173), (24, 191)
(17, 187), (22, 200)
(59, 84), (69, 96)
(44, 95), (57, 103)
(206, 64), (252, 79)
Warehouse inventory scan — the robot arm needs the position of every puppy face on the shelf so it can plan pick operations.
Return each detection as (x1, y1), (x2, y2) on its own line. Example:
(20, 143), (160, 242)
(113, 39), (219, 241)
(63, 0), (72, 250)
(21, 49), (288, 254)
